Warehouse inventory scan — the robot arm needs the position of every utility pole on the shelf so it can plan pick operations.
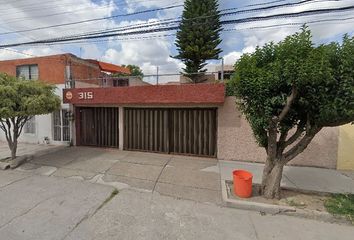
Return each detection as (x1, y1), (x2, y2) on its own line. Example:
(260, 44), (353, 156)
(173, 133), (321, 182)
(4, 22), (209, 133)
(156, 66), (159, 85)
(221, 57), (224, 82)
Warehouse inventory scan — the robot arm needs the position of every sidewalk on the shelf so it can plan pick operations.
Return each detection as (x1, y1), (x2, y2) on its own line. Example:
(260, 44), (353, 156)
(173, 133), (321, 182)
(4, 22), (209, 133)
(219, 160), (354, 194)
(0, 141), (67, 159)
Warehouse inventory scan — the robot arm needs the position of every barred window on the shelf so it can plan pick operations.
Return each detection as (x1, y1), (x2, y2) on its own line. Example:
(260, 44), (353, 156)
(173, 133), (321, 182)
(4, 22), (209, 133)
(24, 116), (36, 134)
(53, 110), (70, 142)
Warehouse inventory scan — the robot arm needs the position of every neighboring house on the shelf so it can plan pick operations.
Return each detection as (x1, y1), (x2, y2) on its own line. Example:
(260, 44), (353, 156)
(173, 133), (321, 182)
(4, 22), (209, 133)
(0, 53), (148, 145)
(62, 81), (348, 170)
(179, 64), (235, 83)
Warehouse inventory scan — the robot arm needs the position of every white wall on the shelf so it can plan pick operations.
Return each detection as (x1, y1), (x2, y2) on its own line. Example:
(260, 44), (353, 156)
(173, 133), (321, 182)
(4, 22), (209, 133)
(0, 84), (70, 145)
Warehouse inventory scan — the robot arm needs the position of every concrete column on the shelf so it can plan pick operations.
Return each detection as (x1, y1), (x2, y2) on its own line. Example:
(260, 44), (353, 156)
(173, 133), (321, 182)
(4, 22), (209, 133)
(70, 105), (76, 146)
(119, 107), (124, 150)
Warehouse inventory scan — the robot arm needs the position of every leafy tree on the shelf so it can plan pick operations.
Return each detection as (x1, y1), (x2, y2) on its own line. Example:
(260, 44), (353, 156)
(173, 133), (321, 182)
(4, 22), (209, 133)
(173, 0), (222, 82)
(122, 64), (144, 77)
(230, 27), (354, 199)
(112, 65), (144, 78)
(0, 74), (61, 159)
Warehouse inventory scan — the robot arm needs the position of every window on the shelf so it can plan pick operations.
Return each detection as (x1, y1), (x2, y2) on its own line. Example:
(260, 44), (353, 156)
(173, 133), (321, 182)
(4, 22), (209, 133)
(53, 110), (70, 142)
(24, 117), (36, 134)
(113, 78), (129, 87)
(16, 65), (39, 80)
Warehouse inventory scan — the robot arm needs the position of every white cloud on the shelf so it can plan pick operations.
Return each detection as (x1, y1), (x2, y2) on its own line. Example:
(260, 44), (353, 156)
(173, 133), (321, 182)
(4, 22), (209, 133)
(102, 36), (183, 83)
(0, 0), (117, 42)
(0, 47), (61, 60)
(223, 51), (242, 65)
(125, 0), (184, 13)
(0, 0), (353, 80)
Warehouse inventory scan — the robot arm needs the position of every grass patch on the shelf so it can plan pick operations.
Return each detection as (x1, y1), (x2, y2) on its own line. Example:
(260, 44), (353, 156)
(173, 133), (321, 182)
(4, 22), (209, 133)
(325, 194), (354, 224)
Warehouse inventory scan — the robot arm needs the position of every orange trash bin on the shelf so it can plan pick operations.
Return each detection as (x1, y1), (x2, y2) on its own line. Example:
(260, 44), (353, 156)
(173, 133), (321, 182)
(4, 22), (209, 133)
(233, 170), (253, 198)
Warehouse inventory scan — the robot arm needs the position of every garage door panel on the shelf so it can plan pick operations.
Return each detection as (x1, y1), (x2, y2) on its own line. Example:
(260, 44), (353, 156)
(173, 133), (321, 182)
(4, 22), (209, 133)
(169, 108), (217, 157)
(79, 107), (119, 148)
(124, 108), (169, 153)
(124, 108), (217, 157)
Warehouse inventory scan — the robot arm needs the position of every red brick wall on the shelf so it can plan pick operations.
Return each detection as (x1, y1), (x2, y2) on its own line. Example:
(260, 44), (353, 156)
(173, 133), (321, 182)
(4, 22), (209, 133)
(69, 57), (102, 85)
(63, 83), (226, 106)
(0, 54), (102, 85)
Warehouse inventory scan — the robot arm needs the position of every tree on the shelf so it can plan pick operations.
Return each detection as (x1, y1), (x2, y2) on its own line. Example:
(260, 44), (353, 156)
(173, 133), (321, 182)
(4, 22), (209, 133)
(0, 73), (61, 159)
(112, 65), (144, 78)
(173, 0), (222, 82)
(230, 27), (354, 199)
(122, 64), (144, 77)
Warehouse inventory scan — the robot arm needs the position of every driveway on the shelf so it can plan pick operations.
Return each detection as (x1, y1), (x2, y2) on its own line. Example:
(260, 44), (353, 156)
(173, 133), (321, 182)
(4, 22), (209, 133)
(1, 171), (353, 240)
(18, 146), (222, 204)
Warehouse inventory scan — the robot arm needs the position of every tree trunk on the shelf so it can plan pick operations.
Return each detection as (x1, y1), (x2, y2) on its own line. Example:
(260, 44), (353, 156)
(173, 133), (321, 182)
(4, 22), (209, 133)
(262, 161), (284, 199)
(261, 156), (274, 190)
(10, 139), (17, 159)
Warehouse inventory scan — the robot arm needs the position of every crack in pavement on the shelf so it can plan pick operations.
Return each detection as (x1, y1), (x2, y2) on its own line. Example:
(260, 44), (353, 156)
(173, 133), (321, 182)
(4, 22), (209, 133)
(61, 189), (118, 240)
(0, 174), (32, 191)
(0, 195), (56, 230)
(152, 156), (173, 193)
(248, 214), (260, 240)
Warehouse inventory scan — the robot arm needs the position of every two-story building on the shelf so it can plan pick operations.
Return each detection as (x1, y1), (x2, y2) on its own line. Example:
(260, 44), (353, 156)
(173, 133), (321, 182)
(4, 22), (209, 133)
(0, 53), (148, 145)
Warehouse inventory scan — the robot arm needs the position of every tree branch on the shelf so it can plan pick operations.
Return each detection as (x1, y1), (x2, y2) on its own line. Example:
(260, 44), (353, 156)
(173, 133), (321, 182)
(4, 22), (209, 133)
(276, 131), (288, 158)
(267, 117), (278, 161)
(18, 116), (30, 136)
(284, 124), (305, 148)
(282, 127), (322, 163)
(5, 119), (13, 144)
(278, 86), (297, 122)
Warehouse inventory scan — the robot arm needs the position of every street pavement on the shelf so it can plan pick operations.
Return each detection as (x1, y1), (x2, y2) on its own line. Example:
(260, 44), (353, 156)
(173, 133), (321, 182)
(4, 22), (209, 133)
(0, 171), (114, 240)
(0, 143), (353, 239)
(0, 171), (353, 240)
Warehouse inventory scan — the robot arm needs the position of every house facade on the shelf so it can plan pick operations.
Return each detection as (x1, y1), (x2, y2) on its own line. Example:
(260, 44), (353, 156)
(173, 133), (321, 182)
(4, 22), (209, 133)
(0, 53), (147, 145)
(62, 82), (349, 170)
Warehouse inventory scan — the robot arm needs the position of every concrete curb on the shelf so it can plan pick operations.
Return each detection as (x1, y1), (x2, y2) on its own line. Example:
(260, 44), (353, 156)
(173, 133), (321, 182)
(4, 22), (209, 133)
(31, 145), (68, 158)
(221, 180), (352, 225)
(0, 161), (10, 170)
(1, 155), (35, 170)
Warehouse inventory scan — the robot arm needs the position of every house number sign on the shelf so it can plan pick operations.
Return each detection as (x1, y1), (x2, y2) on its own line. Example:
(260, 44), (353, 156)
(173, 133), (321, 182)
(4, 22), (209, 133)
(78, 91), (94, 100)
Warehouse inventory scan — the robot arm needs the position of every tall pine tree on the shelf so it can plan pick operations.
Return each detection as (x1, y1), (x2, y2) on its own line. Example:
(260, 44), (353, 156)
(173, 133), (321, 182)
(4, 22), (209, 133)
(174, 0), (222, 83)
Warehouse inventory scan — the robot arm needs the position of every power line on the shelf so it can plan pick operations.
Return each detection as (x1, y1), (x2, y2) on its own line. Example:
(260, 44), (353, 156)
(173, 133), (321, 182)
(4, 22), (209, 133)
(1, 48), (38, 57)
(1, 4), (352, 48)
(0, 4), (184, 36)
(20, 16), (354, 48)
(0, 0), (183, 23)
(0, 0), (327, 36)
(2, 16), (353, 61)
(55, 0), (335, 41)
(0, 0), (172, 14)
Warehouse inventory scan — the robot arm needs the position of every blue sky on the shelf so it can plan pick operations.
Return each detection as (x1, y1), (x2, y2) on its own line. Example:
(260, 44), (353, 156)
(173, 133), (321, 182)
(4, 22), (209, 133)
(0, 0), (353, 82)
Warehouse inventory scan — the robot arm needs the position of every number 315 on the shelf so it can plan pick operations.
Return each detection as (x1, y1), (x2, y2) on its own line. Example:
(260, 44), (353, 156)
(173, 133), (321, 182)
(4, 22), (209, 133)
(78, 92), (93, 100)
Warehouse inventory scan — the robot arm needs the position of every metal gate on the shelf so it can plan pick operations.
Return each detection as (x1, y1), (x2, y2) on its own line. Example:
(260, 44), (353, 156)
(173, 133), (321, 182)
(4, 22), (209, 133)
(124, 108), (217, 157)
(78, 107), (119, 148)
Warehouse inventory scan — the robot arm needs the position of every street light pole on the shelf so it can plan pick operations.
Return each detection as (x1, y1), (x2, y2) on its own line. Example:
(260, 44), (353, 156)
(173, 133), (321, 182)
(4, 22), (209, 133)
(221, 57), (224, 82)
(156, 66), (159, 85)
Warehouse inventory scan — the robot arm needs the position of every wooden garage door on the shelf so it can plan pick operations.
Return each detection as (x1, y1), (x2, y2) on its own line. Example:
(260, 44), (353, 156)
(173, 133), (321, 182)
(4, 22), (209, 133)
(79, 107), (119, 148)
(124, 108), (217, 157)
